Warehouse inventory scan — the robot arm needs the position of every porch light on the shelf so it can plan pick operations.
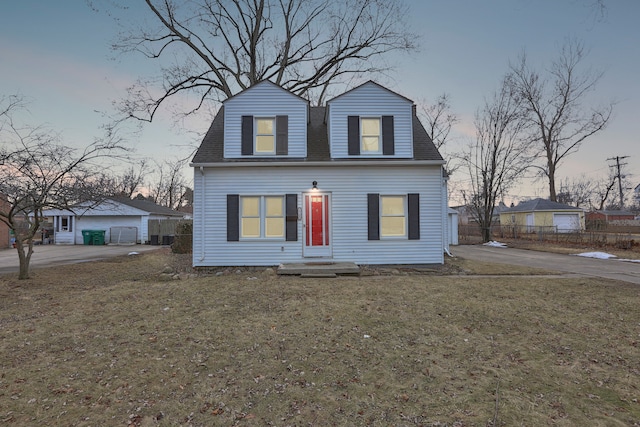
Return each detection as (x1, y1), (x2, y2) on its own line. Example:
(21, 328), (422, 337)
(312, 181), (318, 190)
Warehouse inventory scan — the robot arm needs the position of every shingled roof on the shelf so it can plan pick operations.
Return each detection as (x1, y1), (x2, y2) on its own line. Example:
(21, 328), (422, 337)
(113, 197), (185, 217)
(191, 106), (443, 164)
(502, 198), (583, 213)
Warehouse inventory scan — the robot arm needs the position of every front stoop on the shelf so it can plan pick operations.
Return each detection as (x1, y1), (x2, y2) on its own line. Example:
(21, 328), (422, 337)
(277, 262), (360, 276)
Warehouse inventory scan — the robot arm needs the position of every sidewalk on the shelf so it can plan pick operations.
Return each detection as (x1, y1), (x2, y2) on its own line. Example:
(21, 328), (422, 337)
(0, 244), (165, 274)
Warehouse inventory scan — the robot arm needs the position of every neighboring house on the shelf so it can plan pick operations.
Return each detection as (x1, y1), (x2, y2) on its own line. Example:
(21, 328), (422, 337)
(500, 198), (585, 233)
(191, 80), (448, 266)
(453, 202), (509, 225)
(586, 210), (635, 222)
(447, 208), (459, 246)
(43, 198), (185, 245)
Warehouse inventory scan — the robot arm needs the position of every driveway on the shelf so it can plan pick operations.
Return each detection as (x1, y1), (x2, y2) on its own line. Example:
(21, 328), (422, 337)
(0, 244), (164, 275)
(452, 244), (640, 285)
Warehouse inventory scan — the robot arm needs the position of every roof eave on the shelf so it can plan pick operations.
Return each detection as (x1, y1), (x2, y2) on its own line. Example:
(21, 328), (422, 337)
(190, 159), (446, 168)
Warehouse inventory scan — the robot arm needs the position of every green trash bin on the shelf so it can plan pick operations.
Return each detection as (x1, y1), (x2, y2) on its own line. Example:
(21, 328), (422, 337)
(92, 230), (106, 246)
(81, 230), (93, 245)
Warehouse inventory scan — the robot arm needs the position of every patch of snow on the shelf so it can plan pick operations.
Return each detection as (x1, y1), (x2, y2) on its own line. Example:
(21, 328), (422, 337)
(127, 251), (139, 256)
(618, 258), (640, 263)
(574, 252), (617, 259)
(483, 241), (508, 248)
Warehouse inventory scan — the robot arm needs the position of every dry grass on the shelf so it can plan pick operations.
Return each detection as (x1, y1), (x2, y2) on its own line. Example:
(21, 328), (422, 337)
(0, 251), (639, 426)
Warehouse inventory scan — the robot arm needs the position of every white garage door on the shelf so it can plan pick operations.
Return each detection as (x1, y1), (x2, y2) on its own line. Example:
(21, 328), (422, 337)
(553, 214), (580, 233)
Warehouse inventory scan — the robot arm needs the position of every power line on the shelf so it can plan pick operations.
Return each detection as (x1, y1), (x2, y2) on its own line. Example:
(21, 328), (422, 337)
(607, 156), (629, 208)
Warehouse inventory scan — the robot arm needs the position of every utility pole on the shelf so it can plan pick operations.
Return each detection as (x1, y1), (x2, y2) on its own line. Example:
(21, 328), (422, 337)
(607, 155), (629, 208)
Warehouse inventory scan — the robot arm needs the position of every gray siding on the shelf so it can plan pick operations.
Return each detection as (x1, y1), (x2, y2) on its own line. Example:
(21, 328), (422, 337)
(223, 83), (308, 158)
(327, 83), (413, 158)
(192, 165), (444, 266)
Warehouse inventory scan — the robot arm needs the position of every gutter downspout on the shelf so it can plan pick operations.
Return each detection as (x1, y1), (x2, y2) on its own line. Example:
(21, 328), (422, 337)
(442, 167), (451, 258)
(199, 166), (205, 262)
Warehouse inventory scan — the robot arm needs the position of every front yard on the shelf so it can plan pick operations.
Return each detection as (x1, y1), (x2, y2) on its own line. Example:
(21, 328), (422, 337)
(0, 250), (638, 426)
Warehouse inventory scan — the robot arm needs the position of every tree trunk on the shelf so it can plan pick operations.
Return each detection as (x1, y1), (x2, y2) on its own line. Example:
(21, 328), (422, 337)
(548, 163), (557, 202)
(482, 226), (491, 243)
(15, 239), (34, 280)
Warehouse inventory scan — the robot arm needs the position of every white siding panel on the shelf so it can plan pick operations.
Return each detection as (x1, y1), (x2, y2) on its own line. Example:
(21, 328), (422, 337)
(328, 83), (413, 158)
(192, 165), (444, 266)
(224, 83), (308, 158)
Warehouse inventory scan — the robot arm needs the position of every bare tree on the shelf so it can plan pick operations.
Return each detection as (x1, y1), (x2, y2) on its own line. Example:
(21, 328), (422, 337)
(110, 160), (149, 198)
(102, 0), (417, 123)
(508, 40), (613, 201)
(0, 96), (130, 279)
(419, 94), (458, 150)
(462, 77), (530, 242)
(556, 175), (595, 208)
(147, 159), (189, 209)
(418, 93), (459, 175)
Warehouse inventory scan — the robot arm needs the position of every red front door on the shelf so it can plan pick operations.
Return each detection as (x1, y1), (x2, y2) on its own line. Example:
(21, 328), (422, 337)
(303, 193), (331, 257)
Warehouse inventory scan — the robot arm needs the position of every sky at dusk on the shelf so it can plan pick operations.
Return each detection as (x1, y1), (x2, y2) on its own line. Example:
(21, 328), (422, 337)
(1, 1), (639, 204)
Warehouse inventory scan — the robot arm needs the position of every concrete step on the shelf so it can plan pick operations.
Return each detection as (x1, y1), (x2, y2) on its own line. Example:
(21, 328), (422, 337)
(277, 261), (360, 276)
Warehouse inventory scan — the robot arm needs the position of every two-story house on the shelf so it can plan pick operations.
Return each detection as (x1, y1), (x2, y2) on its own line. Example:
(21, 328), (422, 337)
(191, 80), (448, 267)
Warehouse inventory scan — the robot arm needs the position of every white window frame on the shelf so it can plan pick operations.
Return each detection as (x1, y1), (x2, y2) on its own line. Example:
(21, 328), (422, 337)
(360, 117), (382, 154)
(254, 117), (276, 155)
(60, 215), (70, 232)
(240, 195), (285, 239)
(380, 195), (407, 238)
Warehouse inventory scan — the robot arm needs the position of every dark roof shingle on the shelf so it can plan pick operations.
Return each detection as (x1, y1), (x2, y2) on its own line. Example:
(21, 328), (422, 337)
(191, 105), (443, 164)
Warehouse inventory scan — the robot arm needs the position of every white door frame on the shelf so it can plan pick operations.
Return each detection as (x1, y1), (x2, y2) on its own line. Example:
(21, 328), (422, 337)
(302, 192), (332, 258)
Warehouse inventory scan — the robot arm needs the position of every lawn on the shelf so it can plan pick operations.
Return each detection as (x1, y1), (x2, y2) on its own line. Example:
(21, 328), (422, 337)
(0, 250), (638, 426)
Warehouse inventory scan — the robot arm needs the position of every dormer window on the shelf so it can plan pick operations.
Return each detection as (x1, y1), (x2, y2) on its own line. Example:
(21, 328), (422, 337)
(348, 115), (394, 156)
(361, 117), (381, 154)
(255, 118), (275, 154)
(241, 115), (288, 156)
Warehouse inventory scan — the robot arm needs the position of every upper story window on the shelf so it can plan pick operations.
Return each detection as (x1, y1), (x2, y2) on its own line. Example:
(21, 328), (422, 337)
(255, 118), (275, 154)
(348, 115), (394, 156)
(361, 117), (381, 154)
(242, 115), (288, 156)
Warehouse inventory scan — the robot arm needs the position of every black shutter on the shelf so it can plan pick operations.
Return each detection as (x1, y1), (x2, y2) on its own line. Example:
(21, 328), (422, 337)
(348, 116), (360, 155)
(241, 116), (253, 155)
(285, 194), (298, 241)
(408, 193), (420, 240)
(227, 194), (240, 241)
(69, 216), (73, 233)
(276, 115), (288, 155)
(367, 193), (380, 240)
(382, 115), (394, 155)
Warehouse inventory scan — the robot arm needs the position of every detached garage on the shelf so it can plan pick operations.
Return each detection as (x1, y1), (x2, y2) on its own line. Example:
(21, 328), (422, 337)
(500, 198), (585, 233)
(43, 198), (185, 245)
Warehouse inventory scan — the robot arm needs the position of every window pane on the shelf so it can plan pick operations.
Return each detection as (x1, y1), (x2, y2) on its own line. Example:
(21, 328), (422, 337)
(382, 196), (405, 215)
(242, 197), (260, 216)
(256, 135), (274, 152)
(361, 118), (380, 135)
(256, 118), (274, 134)
(382, 217), (405, 236)
(265, 218), (284, 237)
(362, 136), (379, 152)
(265, 197), (283, 216)
(241, 218), (260, 238)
